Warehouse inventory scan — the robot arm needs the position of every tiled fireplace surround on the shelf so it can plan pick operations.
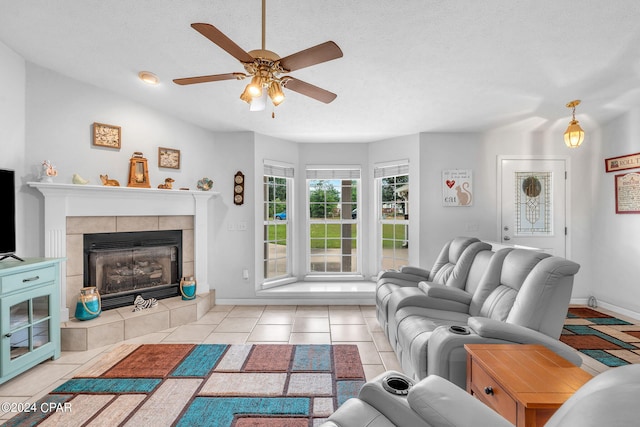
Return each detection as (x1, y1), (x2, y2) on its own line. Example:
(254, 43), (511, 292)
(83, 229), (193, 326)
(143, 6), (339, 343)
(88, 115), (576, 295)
(30, 182), (218, 351)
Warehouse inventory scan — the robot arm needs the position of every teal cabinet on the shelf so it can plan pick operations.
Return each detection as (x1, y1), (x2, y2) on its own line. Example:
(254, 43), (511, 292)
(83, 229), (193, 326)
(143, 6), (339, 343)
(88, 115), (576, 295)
(0, 258), (61, 384)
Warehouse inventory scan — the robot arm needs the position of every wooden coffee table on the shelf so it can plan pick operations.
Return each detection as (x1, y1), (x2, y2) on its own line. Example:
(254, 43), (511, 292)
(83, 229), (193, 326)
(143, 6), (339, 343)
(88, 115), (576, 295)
(465, 344), (592, 427)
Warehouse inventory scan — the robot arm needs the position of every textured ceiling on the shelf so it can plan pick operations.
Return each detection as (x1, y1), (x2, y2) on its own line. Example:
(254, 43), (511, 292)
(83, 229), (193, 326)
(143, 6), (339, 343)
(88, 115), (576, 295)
(2, 0), (640, 142)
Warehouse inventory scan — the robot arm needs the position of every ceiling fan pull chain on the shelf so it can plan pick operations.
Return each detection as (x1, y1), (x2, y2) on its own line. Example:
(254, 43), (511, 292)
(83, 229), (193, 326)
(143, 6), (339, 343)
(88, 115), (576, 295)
(262, 0), (266, 50)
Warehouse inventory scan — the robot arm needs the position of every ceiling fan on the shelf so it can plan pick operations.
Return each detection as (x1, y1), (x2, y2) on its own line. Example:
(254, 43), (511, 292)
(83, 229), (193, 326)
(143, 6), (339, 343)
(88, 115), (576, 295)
(173, 0), (343, 112)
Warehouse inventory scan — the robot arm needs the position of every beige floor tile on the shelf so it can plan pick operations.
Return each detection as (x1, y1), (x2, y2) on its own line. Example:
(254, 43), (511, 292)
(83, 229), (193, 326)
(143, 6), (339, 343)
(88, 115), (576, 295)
(227, 306), (265, 317)
(202, 332), (249, 344)
(0, 362), (79, 398)
(257, 312), (295, 325)
(192, 311), (228, 325)
(295, 306), (329, 317)
(211, 305), (235, 312)
(331, 325), (372, 342)
(163, 324), (218, 342)
(360, 306), (377, 317)
(352, 342), (383, 365)
(124, 332), (172, 344)
(329, 311), (366, 325)
(379, 351), (402, 372)
(214, 317), (258, 333)
(264, 305), (298, 312)
(289, 333), (332, 344)
(371, 331), (393, 352)
(363, 364), (387, 381)
(292, 317), (330, 333)
(248, 324), (292, 342)
(364, 317), (383, 332)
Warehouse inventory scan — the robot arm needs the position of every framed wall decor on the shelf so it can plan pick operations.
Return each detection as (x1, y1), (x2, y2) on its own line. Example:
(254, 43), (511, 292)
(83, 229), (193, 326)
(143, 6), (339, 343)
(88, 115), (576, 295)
(93, 122), (121, 149)
(615, 172), (640, 214)
(605, 152), (640, 173)
(158, 147), (180, 169)
(442, 169), (473, 206)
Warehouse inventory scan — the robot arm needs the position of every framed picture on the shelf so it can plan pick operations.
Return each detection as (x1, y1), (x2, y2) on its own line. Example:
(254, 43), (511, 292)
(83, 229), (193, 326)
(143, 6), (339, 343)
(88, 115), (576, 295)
(605, 152), (640, 173)
(615, 172), (640, 214)
(93, 122), (121, 149)
(442, 169), (473, 206)
(158, 147), (180, 169)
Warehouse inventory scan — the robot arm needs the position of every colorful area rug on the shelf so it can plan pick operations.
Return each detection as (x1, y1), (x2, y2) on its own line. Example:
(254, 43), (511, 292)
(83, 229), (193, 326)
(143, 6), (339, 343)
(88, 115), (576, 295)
(562, 307), (640, 367)
(5, 344), (366, 427)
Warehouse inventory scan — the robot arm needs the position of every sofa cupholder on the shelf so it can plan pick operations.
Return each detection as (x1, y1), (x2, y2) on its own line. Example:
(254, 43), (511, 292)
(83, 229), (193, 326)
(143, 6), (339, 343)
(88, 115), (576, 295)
(382, 375), (414, 395)
(449, 325), (470, 335)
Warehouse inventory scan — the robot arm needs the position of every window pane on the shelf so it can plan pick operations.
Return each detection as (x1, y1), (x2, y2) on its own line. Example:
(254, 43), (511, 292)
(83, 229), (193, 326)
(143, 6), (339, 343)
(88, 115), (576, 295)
(263, 173), (291, 280)
(379, 174), (409, 271)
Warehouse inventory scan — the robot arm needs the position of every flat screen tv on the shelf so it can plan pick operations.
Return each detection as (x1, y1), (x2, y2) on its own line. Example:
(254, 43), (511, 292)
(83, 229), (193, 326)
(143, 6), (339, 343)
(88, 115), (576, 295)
(0, 169), (23, 262)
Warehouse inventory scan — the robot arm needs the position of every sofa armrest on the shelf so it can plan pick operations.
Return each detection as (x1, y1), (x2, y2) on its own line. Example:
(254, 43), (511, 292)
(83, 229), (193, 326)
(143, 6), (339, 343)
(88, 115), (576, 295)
(376, 271), (426, 286)
(467, 317), (583, 366)
(399, 266), (430, 277)
(418, 282), (472, 305)
(407, 375), (513, 427)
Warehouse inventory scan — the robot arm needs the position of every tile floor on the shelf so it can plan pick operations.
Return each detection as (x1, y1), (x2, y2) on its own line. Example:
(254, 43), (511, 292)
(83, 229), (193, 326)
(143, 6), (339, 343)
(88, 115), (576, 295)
(0, 303), (633, 423)
(0, 304), (398, 422)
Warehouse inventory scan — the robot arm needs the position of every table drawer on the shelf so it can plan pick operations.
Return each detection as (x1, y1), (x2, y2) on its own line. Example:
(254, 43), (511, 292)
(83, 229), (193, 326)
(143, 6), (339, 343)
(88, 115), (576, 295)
(471, 359), (517, 425)
(0, 266), (56, 294)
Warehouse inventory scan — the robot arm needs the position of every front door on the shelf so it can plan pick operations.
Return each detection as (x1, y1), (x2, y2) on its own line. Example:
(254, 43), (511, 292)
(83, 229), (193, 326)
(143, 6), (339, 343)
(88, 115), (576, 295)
(499, 157), (567, 256)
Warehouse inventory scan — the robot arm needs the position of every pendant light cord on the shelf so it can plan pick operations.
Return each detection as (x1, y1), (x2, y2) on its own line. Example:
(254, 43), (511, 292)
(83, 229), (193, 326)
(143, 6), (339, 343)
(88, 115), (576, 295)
(261, 0), (266, 50)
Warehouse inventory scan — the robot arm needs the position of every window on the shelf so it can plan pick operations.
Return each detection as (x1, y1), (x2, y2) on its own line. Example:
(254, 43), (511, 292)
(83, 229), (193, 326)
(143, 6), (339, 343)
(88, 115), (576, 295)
(263, 163), (293, 281)
(306, 167), (360, 275)
(375, 162), (409, 270)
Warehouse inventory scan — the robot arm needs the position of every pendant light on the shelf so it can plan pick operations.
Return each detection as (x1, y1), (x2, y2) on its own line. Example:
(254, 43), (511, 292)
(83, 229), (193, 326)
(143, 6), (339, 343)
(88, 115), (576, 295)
(564, 100), (585, 148)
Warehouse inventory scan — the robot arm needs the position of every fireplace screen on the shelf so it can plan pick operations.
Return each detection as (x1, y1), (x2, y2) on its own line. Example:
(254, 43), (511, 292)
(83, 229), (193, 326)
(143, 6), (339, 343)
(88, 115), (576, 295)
(88, 246), (178, 296)
(84, 230), (182, 309)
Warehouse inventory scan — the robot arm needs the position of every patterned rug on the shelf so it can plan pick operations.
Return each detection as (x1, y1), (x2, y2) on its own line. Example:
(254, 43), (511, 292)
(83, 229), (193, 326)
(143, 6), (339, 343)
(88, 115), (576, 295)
(562, 307), (640, 367)
(4, 344), (366, 427)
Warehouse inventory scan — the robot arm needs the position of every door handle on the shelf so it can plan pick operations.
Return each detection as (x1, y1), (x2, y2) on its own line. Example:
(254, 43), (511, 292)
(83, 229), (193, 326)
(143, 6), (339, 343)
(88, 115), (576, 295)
(503, 236), (511, 241)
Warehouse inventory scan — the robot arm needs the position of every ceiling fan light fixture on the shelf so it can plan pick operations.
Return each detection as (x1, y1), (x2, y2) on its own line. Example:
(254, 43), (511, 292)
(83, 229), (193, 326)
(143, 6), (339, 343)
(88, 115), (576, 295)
(268, 81), (285, 106)
(240, 85), (254, 104)
(247, 75), (264, 97)
(564, 100), (585, 148)
(249, 91), (267, 111)
(138, 71), (159, 85)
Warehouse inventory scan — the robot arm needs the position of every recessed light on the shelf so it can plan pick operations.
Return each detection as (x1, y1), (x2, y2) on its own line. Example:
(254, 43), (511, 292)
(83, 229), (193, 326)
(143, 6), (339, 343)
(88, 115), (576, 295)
(138, 71), (159, 85)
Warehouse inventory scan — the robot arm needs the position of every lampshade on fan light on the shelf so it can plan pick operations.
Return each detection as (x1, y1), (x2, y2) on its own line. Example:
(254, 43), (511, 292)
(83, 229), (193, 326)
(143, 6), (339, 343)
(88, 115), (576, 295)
(564, 100), (585, 148)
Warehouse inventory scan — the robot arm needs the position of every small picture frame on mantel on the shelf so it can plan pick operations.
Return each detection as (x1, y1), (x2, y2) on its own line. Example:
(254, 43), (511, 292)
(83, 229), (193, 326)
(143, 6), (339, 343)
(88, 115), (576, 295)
(158, 147), (181, 169)
(93, 122), (121, 149)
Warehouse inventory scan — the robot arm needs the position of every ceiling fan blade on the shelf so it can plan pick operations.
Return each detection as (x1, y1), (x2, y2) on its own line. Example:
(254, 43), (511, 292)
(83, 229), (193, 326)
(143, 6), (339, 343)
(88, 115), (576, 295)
(279, 41), (343, 72)
(173, 73), (245, 85)
(282, 77), (337, 104)
(191, 23), (255, 63)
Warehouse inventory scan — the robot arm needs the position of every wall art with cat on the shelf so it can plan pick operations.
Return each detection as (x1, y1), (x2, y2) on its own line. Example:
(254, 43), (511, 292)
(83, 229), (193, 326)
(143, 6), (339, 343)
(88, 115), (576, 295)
(442, 169), (473, 206)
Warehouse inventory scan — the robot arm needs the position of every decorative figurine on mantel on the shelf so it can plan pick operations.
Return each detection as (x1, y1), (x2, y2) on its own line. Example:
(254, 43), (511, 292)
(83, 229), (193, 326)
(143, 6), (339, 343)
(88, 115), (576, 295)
(72, 174), (90, 185)
(127, 152), (150, 188)
(40, 160), (58, 182)
(158, 177), (175, 189)
(100, 174), (120, 186)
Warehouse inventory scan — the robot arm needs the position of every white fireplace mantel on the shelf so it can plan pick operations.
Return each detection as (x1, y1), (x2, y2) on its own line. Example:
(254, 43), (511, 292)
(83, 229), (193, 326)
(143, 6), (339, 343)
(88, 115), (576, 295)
(29, 182), (219, 321)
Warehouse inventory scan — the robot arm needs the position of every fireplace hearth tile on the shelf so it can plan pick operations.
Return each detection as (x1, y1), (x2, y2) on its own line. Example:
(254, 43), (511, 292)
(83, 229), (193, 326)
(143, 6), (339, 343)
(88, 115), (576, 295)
(159, 215), (193, 231)
(67, 216), (116, 234)
(116, 216), (159, 232)
(183, 229), (195, 263)
(61, 294), (212, 351)
(124, 311), (170, 340)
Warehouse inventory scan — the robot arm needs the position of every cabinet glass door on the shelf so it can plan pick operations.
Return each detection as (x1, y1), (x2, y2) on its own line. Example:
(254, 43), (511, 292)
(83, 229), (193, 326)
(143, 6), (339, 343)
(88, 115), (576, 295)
(8, 295), (51, 360)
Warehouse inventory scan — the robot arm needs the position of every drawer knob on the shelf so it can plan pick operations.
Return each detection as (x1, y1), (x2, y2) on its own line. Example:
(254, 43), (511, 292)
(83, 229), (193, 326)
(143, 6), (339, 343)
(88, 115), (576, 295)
(484, 386), (494, 395)
(22, 276), (40, 283)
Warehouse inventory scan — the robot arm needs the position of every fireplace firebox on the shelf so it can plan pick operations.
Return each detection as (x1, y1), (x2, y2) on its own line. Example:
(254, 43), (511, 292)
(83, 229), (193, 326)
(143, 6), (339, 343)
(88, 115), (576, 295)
(83, 230), (182, 310)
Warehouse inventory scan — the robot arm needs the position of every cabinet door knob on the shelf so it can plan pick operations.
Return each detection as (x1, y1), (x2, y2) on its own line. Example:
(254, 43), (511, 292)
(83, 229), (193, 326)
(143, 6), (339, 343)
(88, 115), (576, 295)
(484, 386), (494, 395)
(22, 276), (40, 283)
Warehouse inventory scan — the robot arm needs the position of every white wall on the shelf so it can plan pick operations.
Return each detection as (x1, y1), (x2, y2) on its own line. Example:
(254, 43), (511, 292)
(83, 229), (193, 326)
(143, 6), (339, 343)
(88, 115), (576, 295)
(0, 41), (27, 256)
(9, 56), (640, 316)
(419, 129), (595, 301)
(593, 109), (640, 314)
